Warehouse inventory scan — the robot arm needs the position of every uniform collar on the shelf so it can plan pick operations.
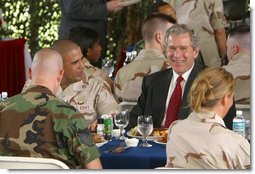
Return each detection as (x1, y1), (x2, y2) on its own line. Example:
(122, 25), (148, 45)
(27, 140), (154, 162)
(26, 85), (54, 96)
(228, 52), (250, 65)
(189, 111), (226, 128)
(135, 49), (165, 61)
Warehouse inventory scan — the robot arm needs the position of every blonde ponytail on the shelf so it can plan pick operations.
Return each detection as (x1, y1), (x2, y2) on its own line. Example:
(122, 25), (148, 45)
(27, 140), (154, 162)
(188, 67), (235, 112)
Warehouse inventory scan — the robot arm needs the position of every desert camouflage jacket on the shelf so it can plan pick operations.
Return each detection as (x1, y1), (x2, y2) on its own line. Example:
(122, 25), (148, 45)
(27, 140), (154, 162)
(0, 86), (100, 168)
(166, 111), (250, 169)
(22, 75), (120, 126)
(114, 49), (170, 102)
(83, 58), (113, 89)
(222, 53), (250, 104)
(58, 74), (120, 125)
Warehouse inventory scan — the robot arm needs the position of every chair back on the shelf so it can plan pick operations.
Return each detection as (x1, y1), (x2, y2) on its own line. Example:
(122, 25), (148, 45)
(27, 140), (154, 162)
(0, 156), (69, 169)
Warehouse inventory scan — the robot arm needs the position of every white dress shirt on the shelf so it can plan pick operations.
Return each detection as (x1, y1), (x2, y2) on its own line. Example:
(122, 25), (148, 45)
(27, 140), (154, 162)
(162, 64), (194, 126)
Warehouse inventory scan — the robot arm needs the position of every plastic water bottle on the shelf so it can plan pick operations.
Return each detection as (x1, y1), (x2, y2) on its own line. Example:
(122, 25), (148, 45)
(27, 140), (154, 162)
(97, 117), (105, 138)
(232, 110), (246, 138)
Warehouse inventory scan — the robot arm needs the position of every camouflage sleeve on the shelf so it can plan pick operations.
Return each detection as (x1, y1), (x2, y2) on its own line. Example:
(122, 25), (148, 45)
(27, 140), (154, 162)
(210, 0), (227, 29)
(113, 66), (142, 102)
(96, 82), (121, 115)
(54, 108), (100, 167)
(113, 70), (123, 100)
(94, 67), (113, 89)
(235, 139), (250, 169)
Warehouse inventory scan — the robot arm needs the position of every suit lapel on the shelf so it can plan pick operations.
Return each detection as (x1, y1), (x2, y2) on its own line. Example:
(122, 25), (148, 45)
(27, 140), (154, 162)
(152, 69), (173, 126)
(179, 63), (204, 119)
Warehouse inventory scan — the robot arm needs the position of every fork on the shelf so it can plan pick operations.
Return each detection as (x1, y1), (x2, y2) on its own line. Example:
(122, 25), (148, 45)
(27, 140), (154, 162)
(104, 141), (126, 153)
(110, 146), (131, 153)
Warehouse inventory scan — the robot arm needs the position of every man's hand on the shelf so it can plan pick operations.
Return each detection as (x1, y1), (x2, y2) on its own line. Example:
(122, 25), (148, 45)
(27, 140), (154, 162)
(89, 120), (98, 132)
(106, 0), (125, 13)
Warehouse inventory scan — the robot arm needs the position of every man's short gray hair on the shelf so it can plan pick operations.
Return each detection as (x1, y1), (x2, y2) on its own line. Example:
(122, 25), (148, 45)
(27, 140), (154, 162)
(164, 24), (199, 49)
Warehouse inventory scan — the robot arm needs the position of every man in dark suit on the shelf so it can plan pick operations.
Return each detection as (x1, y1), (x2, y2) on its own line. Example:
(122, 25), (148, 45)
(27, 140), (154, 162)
(127, 24), (236, 130)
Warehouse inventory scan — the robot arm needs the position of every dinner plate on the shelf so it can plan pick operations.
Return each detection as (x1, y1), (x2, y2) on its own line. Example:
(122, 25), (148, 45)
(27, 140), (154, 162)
(96, 141), (108, 148)
(154, 140), (166, 145)
(120, 0), (141, 6)
(126, 131), (163, 140)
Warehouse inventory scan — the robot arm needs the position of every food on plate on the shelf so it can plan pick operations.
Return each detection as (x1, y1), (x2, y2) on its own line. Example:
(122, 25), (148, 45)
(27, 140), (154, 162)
(92, 133), (104, 143)
(130, 127), (168, 137)
(154, 128), (168, 137)
(157, 132), (168, 143)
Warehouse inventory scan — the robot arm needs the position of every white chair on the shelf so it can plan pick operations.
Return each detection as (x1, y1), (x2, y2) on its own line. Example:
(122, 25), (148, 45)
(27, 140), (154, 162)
(0, 156), (69, 169)
(119, 101), (137, 111)
(155, 166), (183, 169)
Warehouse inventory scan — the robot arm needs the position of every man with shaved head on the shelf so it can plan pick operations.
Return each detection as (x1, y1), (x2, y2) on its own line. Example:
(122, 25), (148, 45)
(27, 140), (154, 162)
(51, 40), (120, 131)
(114, 13), (176, 102)
(51, 39), (86, 89)
(0, 48), (102, 169)
(27, 48), (64, 94)
(222, 24), (250, 104)
(23, 40), (120, 131)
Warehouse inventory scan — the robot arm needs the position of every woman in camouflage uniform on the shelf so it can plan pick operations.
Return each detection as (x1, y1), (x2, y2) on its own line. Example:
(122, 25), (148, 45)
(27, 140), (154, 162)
(166, 67), (250, 169)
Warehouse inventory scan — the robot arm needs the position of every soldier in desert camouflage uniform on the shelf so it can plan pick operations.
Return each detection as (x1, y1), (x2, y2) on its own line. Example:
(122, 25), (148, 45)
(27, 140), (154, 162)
(164, 0), (227, 67)
(0, 48), (102, 169)
(114, 13), (176, 102)
(222, 24), (250, 104)
(52, 40), (120, 131)
(57, 71), (118, 126)
(166, 67), (250, 169)
(22, 40), (120, 131)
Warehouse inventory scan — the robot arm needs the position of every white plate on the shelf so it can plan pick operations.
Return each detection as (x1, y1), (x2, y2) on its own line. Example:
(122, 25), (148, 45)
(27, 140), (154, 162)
(96, 141), (108, 148)
(126, 131), (162, 140)
(154, 140), (166, 145)
(120, 0), (141, 6)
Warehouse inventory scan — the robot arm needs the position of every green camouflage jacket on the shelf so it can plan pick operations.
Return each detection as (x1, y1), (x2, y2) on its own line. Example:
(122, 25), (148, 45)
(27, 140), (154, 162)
(0, 85), (100, 168)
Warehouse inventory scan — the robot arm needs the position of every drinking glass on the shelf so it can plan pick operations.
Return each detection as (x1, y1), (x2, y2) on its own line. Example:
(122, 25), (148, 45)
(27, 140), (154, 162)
(137, 115), (153, 147)
(114, 110), (129, 140)
(102, 59), (114, 77)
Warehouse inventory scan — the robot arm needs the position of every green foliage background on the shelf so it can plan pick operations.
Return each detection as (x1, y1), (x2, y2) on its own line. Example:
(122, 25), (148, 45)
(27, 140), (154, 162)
(0, 0), (60, 57)
(0, 0), (154, 64)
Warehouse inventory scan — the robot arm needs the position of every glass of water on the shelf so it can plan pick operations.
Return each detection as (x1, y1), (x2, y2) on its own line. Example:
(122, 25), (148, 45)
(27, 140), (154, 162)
(137, 115), (153, 147)
(114, 110), (129, 140)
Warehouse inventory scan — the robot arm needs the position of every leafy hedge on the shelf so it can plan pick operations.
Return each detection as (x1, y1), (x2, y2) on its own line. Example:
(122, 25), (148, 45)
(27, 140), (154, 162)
(0, 0), (153, 63)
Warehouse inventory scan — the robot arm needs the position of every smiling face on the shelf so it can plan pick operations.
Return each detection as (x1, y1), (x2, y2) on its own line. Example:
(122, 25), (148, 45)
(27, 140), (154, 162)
(165, 33), (199, 75)
(61, 47), (85, 87)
